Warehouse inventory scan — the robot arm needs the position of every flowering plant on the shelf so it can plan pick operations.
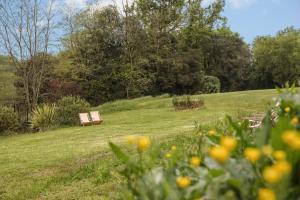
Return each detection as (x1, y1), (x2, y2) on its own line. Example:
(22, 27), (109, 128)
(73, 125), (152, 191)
(109, 87), (300, 200)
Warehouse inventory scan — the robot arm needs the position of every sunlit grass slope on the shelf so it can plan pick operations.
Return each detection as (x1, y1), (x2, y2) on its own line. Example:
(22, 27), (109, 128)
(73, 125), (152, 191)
(0, 89), (277, 199)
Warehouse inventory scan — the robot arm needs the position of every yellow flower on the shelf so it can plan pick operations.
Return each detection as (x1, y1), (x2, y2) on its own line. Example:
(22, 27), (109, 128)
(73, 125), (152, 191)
(176, 176), (191, 189)
(291, 117), (299, 126)
(282, 130), (300, 149)
(284, 107), (291, 113)
(137, 136), (151, 152)
(208, 130), (217, 136)
(244, 148), (261, 163)
(190, 156), (201, 167)
(274, 161), (291, 174)
(273, 150), (286, 160)
(262, 145), (273, 156)
(263, 166), (282, 184)
(221, 136), (237, 151)
(171, 145), (177, 151)
(282, 130), (298, 144)
(258, 188), (276, 200)
(165, 153), (172, 158)
(290, 138), (300, 150)
(127, 135), (137, 145)
(209, 146), (230, 163)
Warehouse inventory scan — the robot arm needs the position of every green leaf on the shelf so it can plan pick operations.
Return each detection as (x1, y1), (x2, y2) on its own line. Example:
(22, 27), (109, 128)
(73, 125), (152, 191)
(227, 178), (241, 189)
(255, 111), (272, 147)
(109, 142), (129, 163)
(271, 117), (292, 150)
(209, 169), (224, 177)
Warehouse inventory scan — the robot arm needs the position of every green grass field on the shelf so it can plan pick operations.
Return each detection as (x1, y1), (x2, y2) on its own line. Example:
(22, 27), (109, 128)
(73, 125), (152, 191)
(0, 89), (277, 200)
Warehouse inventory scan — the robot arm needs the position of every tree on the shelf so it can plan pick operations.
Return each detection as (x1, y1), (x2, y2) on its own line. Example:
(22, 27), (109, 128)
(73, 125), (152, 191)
(180, 0), (226, 49)
(202, 29), (252, 91)
(178, 1), (252, 91)
(0, 0), (57, 111)
(68, 6), (125, 105)
(0, 55), (16, 104)
(252, 27), (300, 88)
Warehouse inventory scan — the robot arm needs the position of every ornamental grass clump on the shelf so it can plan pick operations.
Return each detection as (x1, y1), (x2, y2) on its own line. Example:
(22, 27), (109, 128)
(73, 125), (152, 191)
(31, 104), (57, 131)
(172, 95), (204, 110)
(109, 86), (300, 200)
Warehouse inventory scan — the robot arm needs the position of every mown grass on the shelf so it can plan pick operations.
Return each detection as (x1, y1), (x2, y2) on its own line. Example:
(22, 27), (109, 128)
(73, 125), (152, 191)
(0, 89), (277, 199)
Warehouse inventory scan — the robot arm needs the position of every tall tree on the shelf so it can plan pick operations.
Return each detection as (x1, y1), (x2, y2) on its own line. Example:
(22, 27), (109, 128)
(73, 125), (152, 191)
(69, 6), (125, 105)
(202, 29), (252, 91)
(252, 27), (300, 88)
(121, 1), (152, 98)
(0, 0), (57, 111)
(180, 0), (226, 50)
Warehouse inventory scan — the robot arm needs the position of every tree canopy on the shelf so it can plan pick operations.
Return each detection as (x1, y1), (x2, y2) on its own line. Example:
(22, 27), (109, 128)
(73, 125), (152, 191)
(0, 0), (299, 107)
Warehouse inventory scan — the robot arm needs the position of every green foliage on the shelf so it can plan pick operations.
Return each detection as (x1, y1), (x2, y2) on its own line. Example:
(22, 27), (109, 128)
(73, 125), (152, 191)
(0, 55), (16, 104)
(202, 76), (221, 94)
(66, 1), (227, 104)
(252, 27), (300, 88)
(56, 96), (90, 125)
(201, 29), (253, 91)
(61, 0), (300, 103)
(0, 105), (19, 134)
(172, 95), (204, 110)
(31, 104), (57, 131)
(110, 88), (300, 200)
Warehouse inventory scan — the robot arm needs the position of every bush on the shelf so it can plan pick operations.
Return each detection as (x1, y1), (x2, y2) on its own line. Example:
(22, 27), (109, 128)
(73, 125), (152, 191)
(31, 104), (57, 131)
(56, 96), (90, 125)
(202, 76), (221, 94)
(172, 95), (204, 110)
(110, 87), (300, 200)
(0, 105), (19, 134)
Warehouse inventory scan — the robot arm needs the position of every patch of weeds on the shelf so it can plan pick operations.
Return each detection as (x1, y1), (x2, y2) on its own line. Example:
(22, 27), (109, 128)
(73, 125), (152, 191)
(94, 166), (111, 184)
(172, 95), (204, 111)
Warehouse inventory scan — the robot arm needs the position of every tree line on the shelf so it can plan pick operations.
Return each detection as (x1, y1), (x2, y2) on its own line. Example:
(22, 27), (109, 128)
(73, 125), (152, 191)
(0, 0), (300, 111)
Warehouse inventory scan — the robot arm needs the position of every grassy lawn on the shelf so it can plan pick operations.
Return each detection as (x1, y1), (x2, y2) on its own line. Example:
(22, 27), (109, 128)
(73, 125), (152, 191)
(0, 89), (277, 199)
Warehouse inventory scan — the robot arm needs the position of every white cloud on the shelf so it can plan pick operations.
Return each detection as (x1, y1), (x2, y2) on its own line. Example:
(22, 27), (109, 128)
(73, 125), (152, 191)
(61, 0), (135, 15)
(64, 0), (88, 10)
(94, 0), (134, 9)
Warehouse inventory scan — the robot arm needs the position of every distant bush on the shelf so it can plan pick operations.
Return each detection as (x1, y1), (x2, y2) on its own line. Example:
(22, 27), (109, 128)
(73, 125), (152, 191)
(172, 95), (204, 110)
(31, 104), (57, 131)
(0, 105), (19, 134)
(56, 96), (90, 125)
(202, 76), (221, 94)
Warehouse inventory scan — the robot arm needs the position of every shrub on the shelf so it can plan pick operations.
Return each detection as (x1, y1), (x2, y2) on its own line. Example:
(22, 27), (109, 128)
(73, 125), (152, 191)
(31, 104), (57, 131)
(172, 95), (204, 110)
(56, 96), (90, 125)
(202, 76), (221, 94)
(0, 105), (19, 134)
(110, 87), (300, 200)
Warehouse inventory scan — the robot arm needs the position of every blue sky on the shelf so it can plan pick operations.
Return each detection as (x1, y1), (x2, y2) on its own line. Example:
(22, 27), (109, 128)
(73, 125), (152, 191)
(220, 0), (300, 43)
